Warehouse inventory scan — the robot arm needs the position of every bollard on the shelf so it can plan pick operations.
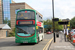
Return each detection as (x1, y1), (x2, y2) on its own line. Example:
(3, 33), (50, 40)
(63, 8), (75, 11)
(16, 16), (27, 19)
(56, 33), (59, 38)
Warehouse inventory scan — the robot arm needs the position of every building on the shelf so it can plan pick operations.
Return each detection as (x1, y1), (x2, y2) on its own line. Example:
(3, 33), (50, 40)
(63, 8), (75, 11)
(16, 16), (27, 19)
(0, 0), (43, 29)
(0, 24), (11, 38)
(0, 0), (12, 24)
(10, 2), (43, 29)
(0, 0), (15, 24)
(0, 0), (3, 24)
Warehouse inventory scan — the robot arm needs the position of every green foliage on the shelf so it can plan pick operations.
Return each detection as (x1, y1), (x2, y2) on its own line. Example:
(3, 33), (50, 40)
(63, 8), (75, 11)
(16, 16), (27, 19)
(9, 28), (15, 37)
(44, 19), (63, 31)
(43, 19), (53, 31)
(55, 20), (63, 31)
(70, 17), (75, 28)
(4, 17), (11, 27)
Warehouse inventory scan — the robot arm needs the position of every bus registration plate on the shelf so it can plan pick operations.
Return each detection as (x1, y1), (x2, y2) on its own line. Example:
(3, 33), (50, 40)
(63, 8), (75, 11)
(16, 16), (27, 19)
(23, 41), (28, 43)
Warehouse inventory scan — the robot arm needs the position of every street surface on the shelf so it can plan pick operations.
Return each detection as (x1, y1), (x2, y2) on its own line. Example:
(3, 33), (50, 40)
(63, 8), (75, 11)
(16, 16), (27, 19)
(0, 33), (53, 50)
(50, 33), (75, 50)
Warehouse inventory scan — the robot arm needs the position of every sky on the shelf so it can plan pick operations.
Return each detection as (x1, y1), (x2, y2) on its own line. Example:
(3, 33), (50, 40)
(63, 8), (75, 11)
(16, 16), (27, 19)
(13, 0), (75, 20)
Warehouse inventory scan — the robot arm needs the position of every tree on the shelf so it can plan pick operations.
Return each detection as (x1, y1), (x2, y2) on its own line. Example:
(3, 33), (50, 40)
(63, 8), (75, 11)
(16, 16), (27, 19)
(9, 28), (15, 37)
(54, 19), (63, 31)
(4, 17), (11, 27)
(44, 19), (64, 32)
(70, 17), (75, 28)
(43, 19), (52, 31)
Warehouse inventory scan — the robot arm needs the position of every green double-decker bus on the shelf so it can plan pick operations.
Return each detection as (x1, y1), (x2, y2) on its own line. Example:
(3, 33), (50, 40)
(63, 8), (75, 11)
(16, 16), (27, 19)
(15, 9), (44, 43)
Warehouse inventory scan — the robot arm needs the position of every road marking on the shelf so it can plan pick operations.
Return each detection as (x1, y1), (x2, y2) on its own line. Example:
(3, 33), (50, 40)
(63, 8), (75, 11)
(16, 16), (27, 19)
(43, 38), (53, 50)
(44, 39), (51, 41)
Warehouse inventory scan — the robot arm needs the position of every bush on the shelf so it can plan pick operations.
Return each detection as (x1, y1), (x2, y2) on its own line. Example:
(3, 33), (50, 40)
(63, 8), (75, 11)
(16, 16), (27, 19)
(9, 28), (15, 37)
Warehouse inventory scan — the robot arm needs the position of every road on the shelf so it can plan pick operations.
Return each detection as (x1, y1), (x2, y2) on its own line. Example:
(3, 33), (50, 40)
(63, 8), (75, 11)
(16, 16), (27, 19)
(0, 33), (53, 50)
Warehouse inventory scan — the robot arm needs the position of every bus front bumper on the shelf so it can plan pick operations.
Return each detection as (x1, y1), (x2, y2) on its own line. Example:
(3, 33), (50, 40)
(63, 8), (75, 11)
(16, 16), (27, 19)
(15, 38), (37, 43)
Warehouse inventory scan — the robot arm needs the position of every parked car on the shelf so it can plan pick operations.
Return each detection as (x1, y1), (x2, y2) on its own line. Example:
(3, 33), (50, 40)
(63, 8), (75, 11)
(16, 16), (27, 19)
(59, 31), (62, 32)
(70, 29), (75, 36)
(46, 31), (52, 34)
(51, 31), (53, 33)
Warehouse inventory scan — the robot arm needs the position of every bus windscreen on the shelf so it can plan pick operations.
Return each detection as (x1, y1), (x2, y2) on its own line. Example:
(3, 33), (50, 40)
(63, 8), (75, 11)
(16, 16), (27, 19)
(17, 11), (35, 19)
(17, 27), (35, 34)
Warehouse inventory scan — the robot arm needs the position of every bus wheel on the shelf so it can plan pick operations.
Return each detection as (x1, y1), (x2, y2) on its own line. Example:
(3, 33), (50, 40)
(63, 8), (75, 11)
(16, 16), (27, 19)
(36, 37), (39, 44)
(41, 36), (43, 41)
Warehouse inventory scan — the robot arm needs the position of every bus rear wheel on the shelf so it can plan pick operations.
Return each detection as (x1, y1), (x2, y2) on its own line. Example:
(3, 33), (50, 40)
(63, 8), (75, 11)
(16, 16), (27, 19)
(41, 36), (43, 41)
(36, 37), (39, 44)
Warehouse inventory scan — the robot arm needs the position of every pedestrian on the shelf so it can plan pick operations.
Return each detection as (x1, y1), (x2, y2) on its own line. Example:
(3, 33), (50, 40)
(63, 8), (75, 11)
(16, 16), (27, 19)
(68, 31), (71, 41)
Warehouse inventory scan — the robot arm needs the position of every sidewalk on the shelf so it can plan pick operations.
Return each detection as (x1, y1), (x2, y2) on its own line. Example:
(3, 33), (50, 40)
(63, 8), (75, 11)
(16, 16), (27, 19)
(50, 34), (75, 50)
(0, 37), (15, 39)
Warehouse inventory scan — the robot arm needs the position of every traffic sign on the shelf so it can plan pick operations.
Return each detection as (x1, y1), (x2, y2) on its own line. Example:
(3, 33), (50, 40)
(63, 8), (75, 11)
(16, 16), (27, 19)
(52, 18), (59, 21)
(58, 22), (69, 25)
(67, 22), (70, 26)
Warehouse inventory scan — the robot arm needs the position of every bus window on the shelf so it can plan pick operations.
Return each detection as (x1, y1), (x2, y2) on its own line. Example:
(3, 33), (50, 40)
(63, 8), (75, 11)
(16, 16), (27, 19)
(39, 27), (43, 33)
(17, 11), (35, 19)
(17, 27), (35, 34)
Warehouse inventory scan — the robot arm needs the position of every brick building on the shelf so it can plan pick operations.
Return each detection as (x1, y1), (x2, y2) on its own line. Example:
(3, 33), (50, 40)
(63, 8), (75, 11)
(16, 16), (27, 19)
(0, 24), (11, 38)
(10, 2), (43, 29)
(0, 0), (43, 38)
(0, 0), (3, 24)
(0, 0), (43, 30)
(0, 0), (15, 24)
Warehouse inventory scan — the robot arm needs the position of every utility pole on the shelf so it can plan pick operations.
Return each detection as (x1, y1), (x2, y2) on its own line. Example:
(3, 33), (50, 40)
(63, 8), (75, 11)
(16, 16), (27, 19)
(52, 0), (56, 43)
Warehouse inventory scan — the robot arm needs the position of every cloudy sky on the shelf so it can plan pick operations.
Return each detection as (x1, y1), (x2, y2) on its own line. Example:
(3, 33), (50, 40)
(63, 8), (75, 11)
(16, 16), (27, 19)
(13, 0), (75, 20)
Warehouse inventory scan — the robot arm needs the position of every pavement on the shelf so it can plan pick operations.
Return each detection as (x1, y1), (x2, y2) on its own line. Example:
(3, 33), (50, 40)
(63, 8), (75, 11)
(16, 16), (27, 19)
(50, 33), (75, 50)
(0, 33), (53, 50)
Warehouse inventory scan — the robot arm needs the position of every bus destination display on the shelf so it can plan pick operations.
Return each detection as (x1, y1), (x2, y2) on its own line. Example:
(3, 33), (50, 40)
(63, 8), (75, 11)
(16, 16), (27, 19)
(19, 21), (33, 25)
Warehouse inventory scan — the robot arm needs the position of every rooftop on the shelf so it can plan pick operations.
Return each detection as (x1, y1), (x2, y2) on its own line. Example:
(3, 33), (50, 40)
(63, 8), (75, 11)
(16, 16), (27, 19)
(0, 24), (11, 29)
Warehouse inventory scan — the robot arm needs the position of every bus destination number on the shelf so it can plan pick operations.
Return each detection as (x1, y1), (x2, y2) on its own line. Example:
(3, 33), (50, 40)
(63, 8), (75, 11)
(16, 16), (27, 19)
(20, 21), (32, 25)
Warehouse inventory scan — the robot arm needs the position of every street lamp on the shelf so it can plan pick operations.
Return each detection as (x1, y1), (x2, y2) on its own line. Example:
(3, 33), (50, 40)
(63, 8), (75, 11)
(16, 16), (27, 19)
(52, 0), (56, 43)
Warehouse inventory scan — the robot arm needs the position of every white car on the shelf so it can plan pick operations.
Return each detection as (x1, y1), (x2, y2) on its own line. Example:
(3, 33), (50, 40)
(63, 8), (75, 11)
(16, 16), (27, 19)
(70, 29), (75, 36)
(59, 31), (63, 34)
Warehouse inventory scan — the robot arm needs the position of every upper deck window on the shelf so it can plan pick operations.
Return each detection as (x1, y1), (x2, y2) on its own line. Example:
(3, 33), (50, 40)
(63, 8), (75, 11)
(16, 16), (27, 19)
(17, 11), (35, 19)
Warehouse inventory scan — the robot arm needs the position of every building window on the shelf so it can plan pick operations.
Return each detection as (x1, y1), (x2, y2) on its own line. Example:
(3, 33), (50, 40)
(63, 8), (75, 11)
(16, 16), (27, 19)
(15, 9), (20, 14)
(2, 0), (11, 23)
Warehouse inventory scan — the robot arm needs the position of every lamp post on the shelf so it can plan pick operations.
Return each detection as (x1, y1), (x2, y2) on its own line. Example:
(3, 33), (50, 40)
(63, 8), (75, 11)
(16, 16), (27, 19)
(52, 0), (56, 43)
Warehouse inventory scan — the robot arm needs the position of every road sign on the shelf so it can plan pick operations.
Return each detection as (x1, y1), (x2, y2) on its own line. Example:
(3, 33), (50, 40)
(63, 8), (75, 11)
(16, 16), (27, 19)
(58, 22), (68, 25)
(67, 22), (70, 26)
(52, 18), (59, 21)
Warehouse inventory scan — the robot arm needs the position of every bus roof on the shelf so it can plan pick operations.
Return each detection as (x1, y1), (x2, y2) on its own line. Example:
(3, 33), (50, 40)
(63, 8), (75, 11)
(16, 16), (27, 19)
(17, 9), (43, 17)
